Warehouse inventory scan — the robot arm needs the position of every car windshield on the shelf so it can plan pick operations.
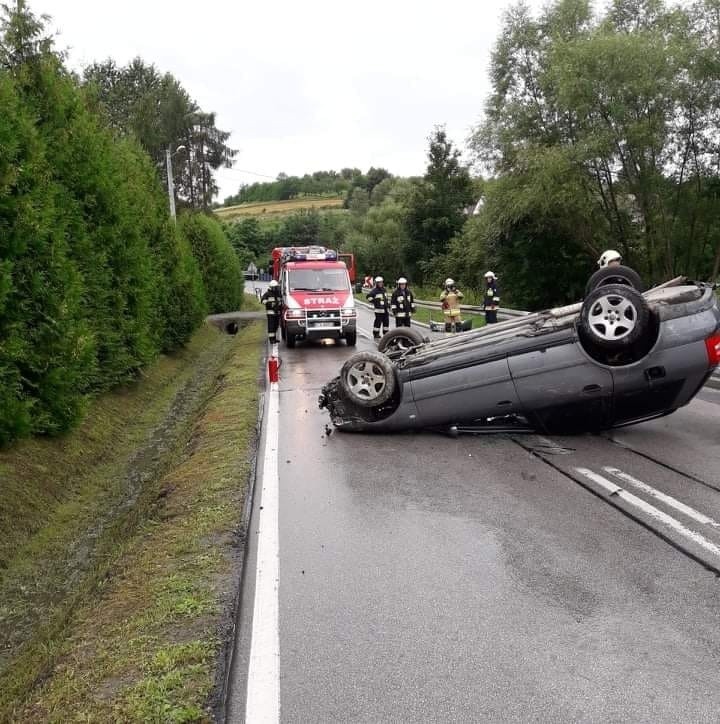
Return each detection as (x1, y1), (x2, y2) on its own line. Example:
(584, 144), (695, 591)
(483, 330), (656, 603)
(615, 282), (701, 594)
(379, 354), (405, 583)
(289, 269), (348, 292)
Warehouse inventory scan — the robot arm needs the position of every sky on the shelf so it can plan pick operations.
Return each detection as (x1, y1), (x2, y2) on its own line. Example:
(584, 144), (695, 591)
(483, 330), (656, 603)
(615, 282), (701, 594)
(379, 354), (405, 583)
(32, 0), (547, 202)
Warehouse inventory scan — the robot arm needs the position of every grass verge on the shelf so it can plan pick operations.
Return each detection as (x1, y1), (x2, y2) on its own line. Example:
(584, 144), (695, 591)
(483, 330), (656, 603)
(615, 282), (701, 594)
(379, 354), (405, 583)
(1, 315), (264, 721)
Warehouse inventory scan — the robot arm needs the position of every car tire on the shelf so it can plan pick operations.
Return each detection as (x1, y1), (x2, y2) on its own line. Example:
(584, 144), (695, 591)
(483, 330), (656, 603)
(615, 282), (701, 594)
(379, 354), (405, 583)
(345, 331), (357, 347)
(579, 284), (649, 350)
(339, 351), (396, 408)
(377, 327), (427, 356)
(286, 332), (296, 348)
(584, 264), (644, 297)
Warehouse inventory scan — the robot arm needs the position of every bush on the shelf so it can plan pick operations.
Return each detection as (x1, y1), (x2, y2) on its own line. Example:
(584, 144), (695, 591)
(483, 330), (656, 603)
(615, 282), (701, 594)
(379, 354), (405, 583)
(178, 213), (243, 314)
(0, 51), (208, 444)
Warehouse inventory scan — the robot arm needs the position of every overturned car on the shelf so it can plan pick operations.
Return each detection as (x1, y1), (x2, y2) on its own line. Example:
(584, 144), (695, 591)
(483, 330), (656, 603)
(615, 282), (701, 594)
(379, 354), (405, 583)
(319, 270), (720, 434)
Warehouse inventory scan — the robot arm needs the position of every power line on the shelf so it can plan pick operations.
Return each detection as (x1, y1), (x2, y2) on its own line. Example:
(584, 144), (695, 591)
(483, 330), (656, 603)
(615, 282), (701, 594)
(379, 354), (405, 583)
(218, 167), (277, 179)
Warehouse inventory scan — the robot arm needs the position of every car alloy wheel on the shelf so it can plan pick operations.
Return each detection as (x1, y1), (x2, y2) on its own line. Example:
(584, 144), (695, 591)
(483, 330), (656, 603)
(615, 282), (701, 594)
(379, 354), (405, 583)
(339, 351), (396, 407)
(580, 284), (649, 349)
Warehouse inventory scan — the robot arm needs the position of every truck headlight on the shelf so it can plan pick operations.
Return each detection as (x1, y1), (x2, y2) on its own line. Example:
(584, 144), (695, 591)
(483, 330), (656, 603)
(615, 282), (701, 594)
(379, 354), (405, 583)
(341, 308), (356, 317)
(285, 310), (305, 319)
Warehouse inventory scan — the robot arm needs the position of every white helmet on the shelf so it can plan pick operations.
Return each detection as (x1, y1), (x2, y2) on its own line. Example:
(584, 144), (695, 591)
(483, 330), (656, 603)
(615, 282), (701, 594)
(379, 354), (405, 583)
(374, 276), (384, 283)
(397, 277), (407, 284)
(484, 271), (496, 279)
(269, 279), (279, 287)
(598, 249), (622, 268)
(445, 278), (455, 287)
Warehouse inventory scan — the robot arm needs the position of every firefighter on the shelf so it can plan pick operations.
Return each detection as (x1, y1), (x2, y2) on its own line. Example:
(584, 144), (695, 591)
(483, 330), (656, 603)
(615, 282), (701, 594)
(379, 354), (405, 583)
(440, 278), (464, 332)
(367, 276), (390, 339)
(483, 271), (500, 324)
(597, 249), (622, 268)
(260, 279), (282, 344)
(391, 277), (415, 327)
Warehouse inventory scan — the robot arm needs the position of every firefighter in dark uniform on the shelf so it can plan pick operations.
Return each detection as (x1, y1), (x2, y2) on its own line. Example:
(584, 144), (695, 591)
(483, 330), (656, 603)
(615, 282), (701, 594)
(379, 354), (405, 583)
(390, 277), (415, 327)
(483, 271), (500, 324)
(260, 279), (282, 344)
(366, 276), (390, 339)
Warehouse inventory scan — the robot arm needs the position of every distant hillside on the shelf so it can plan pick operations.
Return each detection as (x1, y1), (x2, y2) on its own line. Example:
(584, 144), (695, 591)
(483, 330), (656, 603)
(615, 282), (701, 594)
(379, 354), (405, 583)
(222, 168), (391, 206)
(215, 196), (345, 220)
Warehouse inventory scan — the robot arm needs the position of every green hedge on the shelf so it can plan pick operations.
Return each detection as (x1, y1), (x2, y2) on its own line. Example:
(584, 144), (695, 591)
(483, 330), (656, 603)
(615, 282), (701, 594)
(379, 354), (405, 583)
(0, 57), (210, 445)
(178, 213), (243, 314)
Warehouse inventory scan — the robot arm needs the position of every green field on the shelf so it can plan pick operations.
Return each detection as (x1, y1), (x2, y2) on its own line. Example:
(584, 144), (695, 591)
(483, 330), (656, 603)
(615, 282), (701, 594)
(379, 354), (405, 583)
(215, 196), (345, 219)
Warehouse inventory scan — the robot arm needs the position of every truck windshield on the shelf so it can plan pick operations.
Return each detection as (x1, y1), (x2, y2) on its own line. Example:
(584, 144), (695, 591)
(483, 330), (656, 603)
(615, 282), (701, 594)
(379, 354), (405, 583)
(288, 269), (348, 292)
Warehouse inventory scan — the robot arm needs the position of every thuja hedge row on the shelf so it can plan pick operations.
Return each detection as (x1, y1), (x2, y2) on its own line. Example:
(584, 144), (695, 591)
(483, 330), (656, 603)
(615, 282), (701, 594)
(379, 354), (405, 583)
(0, 57), (242, 445)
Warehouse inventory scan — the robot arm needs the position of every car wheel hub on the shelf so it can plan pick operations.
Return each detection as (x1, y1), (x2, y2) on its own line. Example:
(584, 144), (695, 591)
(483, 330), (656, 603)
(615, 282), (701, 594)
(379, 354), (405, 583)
(346, 361), (386, 401)
(589, 294), (637, 341)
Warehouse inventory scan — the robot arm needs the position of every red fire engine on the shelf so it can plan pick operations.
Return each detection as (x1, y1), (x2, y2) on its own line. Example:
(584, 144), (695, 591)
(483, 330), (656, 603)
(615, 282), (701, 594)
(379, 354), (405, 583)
(270, 246), (357, 348)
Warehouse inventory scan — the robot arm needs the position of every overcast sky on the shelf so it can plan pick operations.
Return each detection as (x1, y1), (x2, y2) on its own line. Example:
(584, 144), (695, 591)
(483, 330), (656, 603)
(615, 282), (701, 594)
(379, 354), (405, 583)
(33, 0), (546, 201)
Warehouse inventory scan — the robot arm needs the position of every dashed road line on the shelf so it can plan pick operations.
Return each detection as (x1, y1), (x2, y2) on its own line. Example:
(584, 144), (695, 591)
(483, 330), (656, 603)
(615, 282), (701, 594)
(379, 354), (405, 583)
(603, 436), (720, 493)
(512, 436), (720, 574)
(603, 467), (720, 529)
(575, 467), (720, 562)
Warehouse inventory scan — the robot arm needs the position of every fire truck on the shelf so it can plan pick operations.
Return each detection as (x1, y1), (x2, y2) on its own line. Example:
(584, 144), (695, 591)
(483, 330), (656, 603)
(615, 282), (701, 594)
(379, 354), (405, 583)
(271, 246), (357, 348)
(338, 252), (356, 284)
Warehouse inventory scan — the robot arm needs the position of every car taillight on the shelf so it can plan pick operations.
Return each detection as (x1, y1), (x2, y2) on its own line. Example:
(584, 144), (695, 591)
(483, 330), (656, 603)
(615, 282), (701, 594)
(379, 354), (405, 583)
(706, 332), (720, 366)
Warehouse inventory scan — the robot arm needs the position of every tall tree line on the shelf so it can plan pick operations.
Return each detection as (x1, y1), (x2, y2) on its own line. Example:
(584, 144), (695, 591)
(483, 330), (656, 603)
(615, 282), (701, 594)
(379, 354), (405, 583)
(84, 58), (237, 211)
(0, 2), (241, 445)
(222, 128), (476, 288)
(463, 0), (720, 306)
(223, 0), (720, 310)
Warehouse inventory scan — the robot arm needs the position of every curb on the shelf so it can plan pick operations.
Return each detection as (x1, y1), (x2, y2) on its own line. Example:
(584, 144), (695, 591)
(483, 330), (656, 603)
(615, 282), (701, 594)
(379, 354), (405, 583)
(706, 371), (720, 390)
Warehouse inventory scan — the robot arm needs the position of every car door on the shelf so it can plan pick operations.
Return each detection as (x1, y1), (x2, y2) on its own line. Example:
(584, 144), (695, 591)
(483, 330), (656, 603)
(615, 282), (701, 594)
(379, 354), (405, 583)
(408, 339), (522, 427)
(507, 331), (614, 432)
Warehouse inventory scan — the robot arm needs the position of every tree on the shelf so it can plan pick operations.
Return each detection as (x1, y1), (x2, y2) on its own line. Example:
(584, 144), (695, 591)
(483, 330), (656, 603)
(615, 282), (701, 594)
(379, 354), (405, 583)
(84, 59), (237, 210)
(404, 127), (475, 282)
(471, 0), (720, 297)
(365, 167), (392, 194)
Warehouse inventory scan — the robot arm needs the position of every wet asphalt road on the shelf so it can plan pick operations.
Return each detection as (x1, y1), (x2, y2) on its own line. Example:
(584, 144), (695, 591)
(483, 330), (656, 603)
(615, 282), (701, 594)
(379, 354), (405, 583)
(228, 305), (720, 723)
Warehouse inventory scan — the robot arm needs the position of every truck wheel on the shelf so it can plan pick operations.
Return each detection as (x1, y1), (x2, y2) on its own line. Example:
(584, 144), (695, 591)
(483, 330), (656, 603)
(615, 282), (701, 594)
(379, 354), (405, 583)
(345, 331), (357, 347)
(579, 284), (649, 350)
(339, 351), (396, 408)
(286, 332), (296, 349)
(584, 264), (644, 297)
(377, 327), (426, 357)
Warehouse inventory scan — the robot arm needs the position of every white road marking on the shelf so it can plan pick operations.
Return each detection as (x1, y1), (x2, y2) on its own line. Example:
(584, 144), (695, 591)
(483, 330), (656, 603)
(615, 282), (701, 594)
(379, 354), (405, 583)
(603, 467), (720, 528)
(245, 381), (280, 722)
(531, 435), (574, 454)
(575, 468), (720, 559)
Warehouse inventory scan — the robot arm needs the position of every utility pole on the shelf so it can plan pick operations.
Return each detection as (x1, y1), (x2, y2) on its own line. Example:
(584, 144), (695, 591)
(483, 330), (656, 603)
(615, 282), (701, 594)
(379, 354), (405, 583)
(165, 146), (177, 221)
